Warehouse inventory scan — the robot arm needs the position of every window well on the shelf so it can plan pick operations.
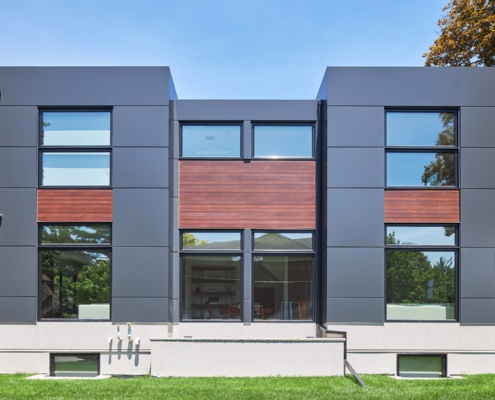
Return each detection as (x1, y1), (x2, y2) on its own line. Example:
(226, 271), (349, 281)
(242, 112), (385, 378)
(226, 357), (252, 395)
(398, 355), (446, 378)
(51, 354), (100, 377)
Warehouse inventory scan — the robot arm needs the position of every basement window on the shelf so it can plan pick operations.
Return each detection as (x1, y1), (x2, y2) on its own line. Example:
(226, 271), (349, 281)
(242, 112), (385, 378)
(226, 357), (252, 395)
(50, 354), (100, 377)
(398, 354), (446, 378)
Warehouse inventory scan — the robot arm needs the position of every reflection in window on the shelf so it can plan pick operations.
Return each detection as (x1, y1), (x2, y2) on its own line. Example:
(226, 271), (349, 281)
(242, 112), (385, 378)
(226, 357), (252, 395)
(41, 250), (111, 319)
(398, 355), (446, 378)
(42, 111), (111, 146)
(386, 226), (457, 321)
(387, 152), (455, 187)
(253, 232), (313, 250)
(181, 125), (241, 158)
(182, 255), (241, 320)
(254, 125), (313, 158)
(51, 354), (99, 377)
(42, 225), (111, 245)
(41, 152), (110, 186)
(253, 255), (313, 321)
(387, 112), (455, 147)
(182, 231), (241, 250)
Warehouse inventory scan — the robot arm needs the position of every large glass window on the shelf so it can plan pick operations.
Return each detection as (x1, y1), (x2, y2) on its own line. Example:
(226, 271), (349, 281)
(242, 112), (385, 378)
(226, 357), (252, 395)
(40, 225), (111, 320)
(181, 125), (241, 158)
(181, 231), (242, 320)
(40, 110), (111, 187)
(253, 125), (313, 158)
(386, 225), (457, 321)
(253, 231), (314, 321)
(386, 111), (457, 187)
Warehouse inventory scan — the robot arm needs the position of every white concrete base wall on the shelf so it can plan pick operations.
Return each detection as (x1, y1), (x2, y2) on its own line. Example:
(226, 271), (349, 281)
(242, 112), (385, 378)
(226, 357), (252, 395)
(151, 339), (344, 377)
(346, 353), (396, 375)
(0, 353), (49, 374)
(448, 354), (495, 375)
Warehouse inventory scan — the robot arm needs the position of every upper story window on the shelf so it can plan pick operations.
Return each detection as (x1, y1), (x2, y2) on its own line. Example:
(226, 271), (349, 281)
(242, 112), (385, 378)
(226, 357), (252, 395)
(386, 224), (457, 322)
(40, 110), (111, 187)
(253, 125), (313, 158)
(181, 125), (241, 158)
(386, 111), (457, 188)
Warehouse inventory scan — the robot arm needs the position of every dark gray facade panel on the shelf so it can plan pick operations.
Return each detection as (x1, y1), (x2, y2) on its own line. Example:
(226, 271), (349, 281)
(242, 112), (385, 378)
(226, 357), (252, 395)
(175, 100), (318, 121)
(461, 248), (495, 298)
(0, 68), (38, 105)
(112, 297), (169, 323)
(460, 190), (495, 248)
(383, 67), (461, 106)
(460, 148), (495, 189)
(327, 106), (385, 147)
(0, 247), (36, 297)
(0, 188), (37, 246)
(112, 247), (169, 298)
(327, 189), (384, 247)
(325, 298), (384, 323)
(169, 298), (179, 323)
(327, 148), (384, 188)
(113, 189), (169, 247)
(113, 148), (169, 188)
(0, 106), (38, 146)
(243, 299), (251, 323)
(0, 297), (36, 323)
(169, 158), (178, 198)
(113, 67), (171, 106)
(168, 251), (179, 300)
(460, 107), (495, 147)
(169, 197), (179, 253)
(112, 106), (169, 147)
(461, 68), (495, 106)
(171, 120), (179, 160)
(322, 68), (385, 106)
(326, 248), (384, 298)
(36, 68), (114, 106)
(460, 298), (495, 324)
(0, 148), (37, 188)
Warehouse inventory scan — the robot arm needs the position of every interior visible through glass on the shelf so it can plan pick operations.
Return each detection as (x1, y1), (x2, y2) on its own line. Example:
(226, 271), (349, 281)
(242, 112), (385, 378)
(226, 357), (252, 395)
(182, 125), (241, 158)
(52, 354), (99, 377)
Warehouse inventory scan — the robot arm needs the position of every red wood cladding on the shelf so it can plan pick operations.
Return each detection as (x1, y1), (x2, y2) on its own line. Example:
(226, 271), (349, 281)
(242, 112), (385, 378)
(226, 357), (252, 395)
(38, 189), (113, 222)
(384, 190), (459, 223)
(179, 161), (316, 229)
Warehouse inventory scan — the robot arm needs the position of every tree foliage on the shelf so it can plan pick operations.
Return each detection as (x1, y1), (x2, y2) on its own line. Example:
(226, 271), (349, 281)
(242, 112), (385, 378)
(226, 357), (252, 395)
(424, 0), (495, 66)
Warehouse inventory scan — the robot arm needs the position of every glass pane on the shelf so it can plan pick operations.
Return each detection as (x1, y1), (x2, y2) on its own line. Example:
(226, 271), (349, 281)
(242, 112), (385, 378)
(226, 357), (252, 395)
(386, 250), (455, 321)
(399, 355), (445, 378)
(253, 255), (313, 321)
(42, 152), (110, 186)
(254, 125), (313, 158)
(41, 250), (111, 319)
(182, 232), (241, 250)
(253, 232), (313, 250)
(182, 255), (241, 320)
(53, 354), (99, 377)
(386, 226), (456, 246)
(42, 225), (111, 245)
(387, 112), (455, 147)
(387, 152), (455, 187)
(182, 125), (241, 158)
(42, 112), (111, 146)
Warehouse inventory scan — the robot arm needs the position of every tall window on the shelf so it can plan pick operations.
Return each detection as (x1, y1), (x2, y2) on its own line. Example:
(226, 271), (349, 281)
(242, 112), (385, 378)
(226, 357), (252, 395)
(253, 232), (314, 321)
(181, 125), (242, 158)
(386, 111), (457, 187)
(181, 231), (242, 320)
(386, 225), (457, 321)
(40, 224), (111, 320)
(40, 110), (111, 186)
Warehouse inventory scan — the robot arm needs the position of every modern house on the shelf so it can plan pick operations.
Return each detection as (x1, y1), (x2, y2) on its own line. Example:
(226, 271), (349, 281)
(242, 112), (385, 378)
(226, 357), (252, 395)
(0, 66), (495, 377)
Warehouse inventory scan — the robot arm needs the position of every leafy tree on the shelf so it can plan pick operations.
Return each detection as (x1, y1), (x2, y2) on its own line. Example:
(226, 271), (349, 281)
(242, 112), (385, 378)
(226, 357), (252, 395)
(424, 0), (495, 66)
(182, 233), (208, 248)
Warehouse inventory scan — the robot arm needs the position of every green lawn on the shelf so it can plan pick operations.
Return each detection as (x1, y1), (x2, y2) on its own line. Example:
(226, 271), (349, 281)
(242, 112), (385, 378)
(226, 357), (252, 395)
(2, 374), (495, 400)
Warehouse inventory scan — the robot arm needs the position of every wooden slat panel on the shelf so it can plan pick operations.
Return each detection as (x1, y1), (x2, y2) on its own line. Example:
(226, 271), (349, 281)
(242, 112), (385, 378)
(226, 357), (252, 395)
(38, 189), (113, 222)
(179, 161), (316, 229)
(385, 190), (459, 223)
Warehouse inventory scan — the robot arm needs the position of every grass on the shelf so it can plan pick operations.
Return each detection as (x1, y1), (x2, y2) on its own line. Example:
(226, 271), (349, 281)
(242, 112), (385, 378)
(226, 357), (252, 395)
(2, 374), (495, 399)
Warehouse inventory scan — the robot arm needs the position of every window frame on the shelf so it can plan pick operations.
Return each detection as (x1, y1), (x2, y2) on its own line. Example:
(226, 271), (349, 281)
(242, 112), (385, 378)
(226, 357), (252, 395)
(38, 223), (112, 321)
(179, 230), (243, 322)
(180, 123), (243, 159)
(385, 224), (458, 323)
(252, 123), (315, 160)
(252, 230), (315, 322)
(39, 109), (112, 188)
(385, 109), (458, 189)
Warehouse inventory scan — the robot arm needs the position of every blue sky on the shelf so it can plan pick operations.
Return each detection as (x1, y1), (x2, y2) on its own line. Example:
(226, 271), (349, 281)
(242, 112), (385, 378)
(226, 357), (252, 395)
(1, 0), (447, 99)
